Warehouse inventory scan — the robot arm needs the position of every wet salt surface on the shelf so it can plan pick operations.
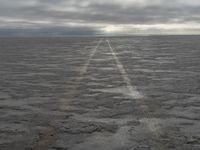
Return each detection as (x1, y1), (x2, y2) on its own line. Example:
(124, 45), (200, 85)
(0, 36), (200, 150)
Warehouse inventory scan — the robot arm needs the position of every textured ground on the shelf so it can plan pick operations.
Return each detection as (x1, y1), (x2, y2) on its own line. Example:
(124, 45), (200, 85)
(0, 36), (200, 150)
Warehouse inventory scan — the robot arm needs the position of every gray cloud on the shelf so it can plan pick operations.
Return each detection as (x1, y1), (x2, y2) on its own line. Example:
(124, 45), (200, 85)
(0, 0), (200, 35)
(0, 26), (99, 37)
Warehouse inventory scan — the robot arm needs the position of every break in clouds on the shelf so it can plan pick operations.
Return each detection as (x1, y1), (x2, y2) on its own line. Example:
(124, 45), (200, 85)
(0, 0), (200, 36)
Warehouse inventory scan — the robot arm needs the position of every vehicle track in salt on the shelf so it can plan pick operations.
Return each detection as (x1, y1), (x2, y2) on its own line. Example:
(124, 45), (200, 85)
(30, 39), (102, 150)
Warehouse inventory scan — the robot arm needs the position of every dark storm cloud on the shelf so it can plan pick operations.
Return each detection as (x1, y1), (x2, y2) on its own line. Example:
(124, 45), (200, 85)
(0, 0), (200, 35)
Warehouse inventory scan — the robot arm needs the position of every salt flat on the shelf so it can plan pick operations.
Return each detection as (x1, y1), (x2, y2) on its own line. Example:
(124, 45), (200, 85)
(0, 36), (200, 150)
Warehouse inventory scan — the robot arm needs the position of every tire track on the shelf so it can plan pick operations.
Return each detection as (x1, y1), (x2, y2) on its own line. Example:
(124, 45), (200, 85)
(106, 39), (164, 150)
(31, 39), (102, 150)
(107, 40), (143, 99)
(81, 39), (102, 74)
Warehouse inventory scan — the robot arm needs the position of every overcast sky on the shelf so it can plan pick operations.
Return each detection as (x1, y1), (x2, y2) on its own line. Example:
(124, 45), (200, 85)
(0, 0), (200, 36)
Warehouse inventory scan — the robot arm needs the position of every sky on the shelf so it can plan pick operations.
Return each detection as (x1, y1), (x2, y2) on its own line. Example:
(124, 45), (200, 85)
(0, 0), (200, 36)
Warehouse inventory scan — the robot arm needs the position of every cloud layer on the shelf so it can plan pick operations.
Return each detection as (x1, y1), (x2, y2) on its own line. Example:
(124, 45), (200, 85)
(0, 0), (200, 36)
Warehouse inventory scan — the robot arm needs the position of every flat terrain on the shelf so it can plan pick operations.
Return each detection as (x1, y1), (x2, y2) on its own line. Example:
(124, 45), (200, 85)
(0, 36), (200, 150)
